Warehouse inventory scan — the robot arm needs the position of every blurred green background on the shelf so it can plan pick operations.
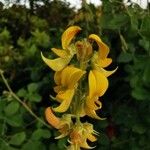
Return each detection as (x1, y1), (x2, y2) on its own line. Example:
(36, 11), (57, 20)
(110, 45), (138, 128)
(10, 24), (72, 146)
(0, 0), (150, 149)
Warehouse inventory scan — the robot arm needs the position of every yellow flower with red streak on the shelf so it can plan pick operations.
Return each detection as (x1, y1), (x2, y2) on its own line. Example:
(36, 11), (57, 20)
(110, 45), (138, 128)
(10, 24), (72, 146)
(41, 26), (81, 71)
(53, 65), (85, 112)
(85, 70), (108, 119)
(89, 34), (117, 77)
(68, 122), (98, 150)
(45, 107), (72, 139)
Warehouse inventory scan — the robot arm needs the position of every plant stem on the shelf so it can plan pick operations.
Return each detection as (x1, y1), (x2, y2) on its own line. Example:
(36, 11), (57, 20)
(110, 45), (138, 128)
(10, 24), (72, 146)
(0, 70), (50, 129)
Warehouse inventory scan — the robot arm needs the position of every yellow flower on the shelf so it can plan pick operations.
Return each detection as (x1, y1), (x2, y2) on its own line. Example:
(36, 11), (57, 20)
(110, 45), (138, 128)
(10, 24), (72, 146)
(68, 123), (98, 150)
(41, 26), (81, 71)
(45, 107), (72, 139)
(53, 66), (85, 112)
(89, 34), (117, 77)
(85, 70), (108, 119)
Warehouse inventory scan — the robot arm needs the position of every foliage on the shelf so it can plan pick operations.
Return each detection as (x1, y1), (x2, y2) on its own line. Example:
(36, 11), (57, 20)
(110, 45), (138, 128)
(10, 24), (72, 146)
(0, 0), (150, 149)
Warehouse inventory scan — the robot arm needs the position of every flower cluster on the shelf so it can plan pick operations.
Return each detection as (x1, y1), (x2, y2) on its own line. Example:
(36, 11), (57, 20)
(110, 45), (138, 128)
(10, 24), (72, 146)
(41, 26), (117, 149)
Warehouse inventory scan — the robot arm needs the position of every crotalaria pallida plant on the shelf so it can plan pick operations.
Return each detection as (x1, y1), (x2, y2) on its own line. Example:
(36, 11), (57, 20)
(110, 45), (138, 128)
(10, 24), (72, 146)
(41, 26), (117, 150)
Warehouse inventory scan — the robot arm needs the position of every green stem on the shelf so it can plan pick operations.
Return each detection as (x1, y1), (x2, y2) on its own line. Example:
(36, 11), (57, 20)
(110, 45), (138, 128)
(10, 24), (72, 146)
(0, 70), (50, 129)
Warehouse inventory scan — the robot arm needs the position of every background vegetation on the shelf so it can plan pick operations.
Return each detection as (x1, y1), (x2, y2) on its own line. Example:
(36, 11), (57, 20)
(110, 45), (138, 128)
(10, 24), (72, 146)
(0, 0), (150, 149)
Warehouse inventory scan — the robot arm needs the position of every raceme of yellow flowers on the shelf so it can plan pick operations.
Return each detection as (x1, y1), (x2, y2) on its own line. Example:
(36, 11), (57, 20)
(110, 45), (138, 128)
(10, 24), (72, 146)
(41, 26), (117, 150)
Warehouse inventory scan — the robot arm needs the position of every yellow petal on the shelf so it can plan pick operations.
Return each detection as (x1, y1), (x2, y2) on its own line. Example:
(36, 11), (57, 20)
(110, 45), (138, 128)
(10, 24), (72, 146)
(61, 66), (85, 88)
(51, 48), (68, 58)
(54, 85), (62, 94)
(89, 34), (109, 59)
(55, 133), (67, 139)
(93, 70), (108, 96)
(88, 134), (97, 142)
(54, 71), (62, 85)
(60, 66), (75, 87)
(88, 71), (97, 98)
(62, 26), (81, 49)
(53, 89), (75, 112)
(97, 58), (112, 68)
(99, 67), (118, 77)
(80, 140), (95, 149)
(68, 70), (85, 89)
(41, 52), (71, 71)
(85, 107), (105, 120)
(87, 97), (102, 110)
(45, 107), (60, 129)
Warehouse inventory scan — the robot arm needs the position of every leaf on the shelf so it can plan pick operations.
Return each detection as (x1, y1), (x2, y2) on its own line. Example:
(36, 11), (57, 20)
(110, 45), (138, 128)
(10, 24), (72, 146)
(132, 88), (150, 101)
(132, 124), (146, 134)
(140, 16), (150, 39)
(0, 99), (6, 118)
(6, 114), (24, 127)
(31, 129), (51, 140)
(27, 83), (38, 93)
(9, 132), (26, 146)
(117, 52), (133, 63)
(97, 133), (110, 146)
(139, 39), (149, 52)
(100, 14), (129, 30)
(4, 101), (20, 116)
(17, 88), (27, 97)
(57, 138), (67, 149)
(22, 141), (46, 150)
(29, 93), (41, 102)
(143, 60), (150, 84)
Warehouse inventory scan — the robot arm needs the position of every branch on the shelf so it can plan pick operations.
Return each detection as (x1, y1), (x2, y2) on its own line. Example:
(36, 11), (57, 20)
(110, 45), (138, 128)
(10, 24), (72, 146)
(0, 69), (50, 129)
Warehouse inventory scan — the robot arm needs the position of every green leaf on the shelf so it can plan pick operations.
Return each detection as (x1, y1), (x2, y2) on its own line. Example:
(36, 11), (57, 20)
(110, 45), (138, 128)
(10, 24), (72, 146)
(117, 52), (133, 63)
(29, 93), (41, 102)
(17, 88), (27, 97)
(140, 16), (150, 38)
(143, 61), (150, 84)
(31, 129), (51, 140)
(57, 138), (67, 149)
(132, 124), (146, 134)
(100, 14), (129, 30)
(27, 83), (38, 93)
(132, 88), (150, 101)
(139, 39), (150, 52)
(9, 132), (26, 146)
(6, 114), (24, 127)
(0, 99), (6, 118)
(4, 101), (20, 116)
(98, 133), (110, 146)
(22, 141), (46, 150)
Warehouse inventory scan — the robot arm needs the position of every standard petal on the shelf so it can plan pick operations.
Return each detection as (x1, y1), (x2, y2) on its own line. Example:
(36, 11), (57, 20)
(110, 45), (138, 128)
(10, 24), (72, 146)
(45, 107), (60, 129)
(53, 89), (75, 112)
(68, 69), (85, 89)
(88, 71), (97, 98)
(89, 34), (110, 59)
(61, 66), (85, 88)
(41, 52), (71, 71)
(61, 26), (81, 49)
(93, 70), (108, 96)
(51, 48), (68, 58)
(61, 66), (75, 87)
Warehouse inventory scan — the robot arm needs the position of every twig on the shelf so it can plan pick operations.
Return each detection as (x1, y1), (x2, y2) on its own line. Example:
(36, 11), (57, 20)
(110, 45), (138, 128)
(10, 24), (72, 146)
(0, 70), (50, 129)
